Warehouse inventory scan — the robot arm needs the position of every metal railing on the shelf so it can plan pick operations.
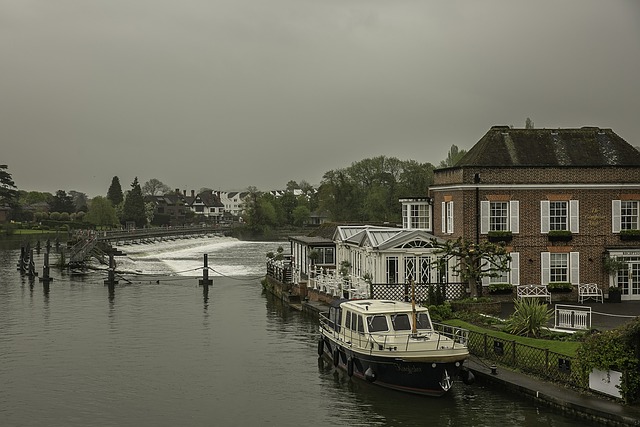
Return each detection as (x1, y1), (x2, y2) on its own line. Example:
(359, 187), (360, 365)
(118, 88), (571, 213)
(466, 330), (578, 387)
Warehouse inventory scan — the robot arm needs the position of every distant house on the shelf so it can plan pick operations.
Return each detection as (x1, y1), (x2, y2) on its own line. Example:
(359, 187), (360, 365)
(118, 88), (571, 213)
(429, 126), (640, 300)
(145, 190), (188, 226)
(216, 191), (249, 219)
(185, 190), (225, 222)
(0, 206), (10, 223)
(307, 210), (329, 226)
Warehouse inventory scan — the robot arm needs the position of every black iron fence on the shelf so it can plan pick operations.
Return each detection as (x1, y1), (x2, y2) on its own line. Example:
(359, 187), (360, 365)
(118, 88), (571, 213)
(467, 330), (580, 388)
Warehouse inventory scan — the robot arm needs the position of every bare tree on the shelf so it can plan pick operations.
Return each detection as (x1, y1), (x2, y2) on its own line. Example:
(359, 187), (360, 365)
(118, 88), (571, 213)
(142, 178), (171, 196)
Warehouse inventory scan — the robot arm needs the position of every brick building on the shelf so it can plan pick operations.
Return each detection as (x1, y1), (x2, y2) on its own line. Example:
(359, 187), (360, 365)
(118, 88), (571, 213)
(429, 126), (640, 301)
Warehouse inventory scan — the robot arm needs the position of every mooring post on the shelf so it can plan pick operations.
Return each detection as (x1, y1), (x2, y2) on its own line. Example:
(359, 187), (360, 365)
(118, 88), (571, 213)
(199, 254), (213, 287)
(28, 249), (38, 278)
(17, 244), (25, 272)
(104, 253), (119, 285)
(39, 250), (54, 283)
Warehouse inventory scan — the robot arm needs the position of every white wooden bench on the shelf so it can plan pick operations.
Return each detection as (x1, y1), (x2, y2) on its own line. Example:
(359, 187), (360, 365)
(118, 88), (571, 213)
(578, 283), (603, 304)
(516, 284), (551, 303)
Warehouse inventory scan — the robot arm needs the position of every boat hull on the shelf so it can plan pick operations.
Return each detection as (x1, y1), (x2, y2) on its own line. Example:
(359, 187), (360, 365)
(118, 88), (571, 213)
(319, 335), (466, 397)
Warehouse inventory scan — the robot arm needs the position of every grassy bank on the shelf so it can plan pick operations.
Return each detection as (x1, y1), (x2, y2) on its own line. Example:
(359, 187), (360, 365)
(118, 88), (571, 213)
(445, 318), (582, 356)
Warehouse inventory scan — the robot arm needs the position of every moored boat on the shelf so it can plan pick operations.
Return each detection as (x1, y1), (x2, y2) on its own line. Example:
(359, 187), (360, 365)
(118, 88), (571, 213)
(318, 298), (473, 396)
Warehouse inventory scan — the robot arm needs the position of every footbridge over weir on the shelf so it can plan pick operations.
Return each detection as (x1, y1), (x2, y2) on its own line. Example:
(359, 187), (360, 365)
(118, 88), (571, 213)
(68, 225), (230, 265)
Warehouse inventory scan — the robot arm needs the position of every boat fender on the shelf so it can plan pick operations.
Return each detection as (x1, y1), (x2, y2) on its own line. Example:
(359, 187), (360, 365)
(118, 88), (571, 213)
(364, 367), (376, 382)
(317, 338), (324, 356)
(332, 348), (339, 367)
(347, 358), (354, 377)
(461, 369), (475, 385)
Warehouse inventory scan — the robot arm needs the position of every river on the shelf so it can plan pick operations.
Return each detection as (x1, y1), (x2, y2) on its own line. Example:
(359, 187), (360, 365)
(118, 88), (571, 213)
(0, 236), (598, 426)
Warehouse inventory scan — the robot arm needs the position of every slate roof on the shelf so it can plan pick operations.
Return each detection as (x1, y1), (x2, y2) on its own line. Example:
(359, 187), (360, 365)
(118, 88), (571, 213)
(456, 126), (640, 168)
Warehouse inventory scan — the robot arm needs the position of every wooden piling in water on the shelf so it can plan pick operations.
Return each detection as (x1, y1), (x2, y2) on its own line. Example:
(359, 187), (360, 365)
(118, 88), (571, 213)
(39, 251), (54, 283)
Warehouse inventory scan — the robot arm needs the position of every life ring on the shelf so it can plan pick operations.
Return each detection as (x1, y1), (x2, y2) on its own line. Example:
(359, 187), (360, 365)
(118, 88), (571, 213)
(332, 348), (340, 367)
(347, 358), (354, 377)
(317, 338), (324, 356)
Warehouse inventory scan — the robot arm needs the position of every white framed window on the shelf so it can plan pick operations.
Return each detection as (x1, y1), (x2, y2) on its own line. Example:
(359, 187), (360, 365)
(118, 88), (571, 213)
(441, 201), (454, 234)
(541, 252), (579, 285)
(482, 252), (519, 286)
(480, 201), (520, 234)
(612, 200), (640, 232)
(402, 200), (431, 231)
(541, 200), (579, 233)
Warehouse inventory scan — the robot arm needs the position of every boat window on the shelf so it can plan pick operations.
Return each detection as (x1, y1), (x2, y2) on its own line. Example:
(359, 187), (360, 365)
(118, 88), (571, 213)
(367, 315), (389, 333)
(357, 315), (364, 333)
(391, 313), (412, 331)
(416, 312), (432, 330)
(345, 311), (352, 329)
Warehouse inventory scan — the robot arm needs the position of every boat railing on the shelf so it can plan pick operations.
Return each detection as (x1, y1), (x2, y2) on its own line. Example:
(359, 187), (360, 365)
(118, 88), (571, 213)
(367, 327), (468, 353)
(320, 312), (469, 354)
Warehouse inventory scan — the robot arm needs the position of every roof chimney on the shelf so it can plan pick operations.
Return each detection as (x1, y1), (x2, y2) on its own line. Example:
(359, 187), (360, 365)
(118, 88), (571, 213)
(191, 190), (195, 198)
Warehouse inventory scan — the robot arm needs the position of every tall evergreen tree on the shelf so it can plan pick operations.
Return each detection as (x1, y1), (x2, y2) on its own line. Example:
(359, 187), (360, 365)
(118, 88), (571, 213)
(49, 190), (75, 213)
(122, 177), (147, 228)
(0, 165), (18, 207)
(107, 176), (124, 206)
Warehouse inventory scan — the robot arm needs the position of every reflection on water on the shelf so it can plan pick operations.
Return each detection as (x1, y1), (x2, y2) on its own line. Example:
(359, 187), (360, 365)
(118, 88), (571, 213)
(0, 238), (599, 427)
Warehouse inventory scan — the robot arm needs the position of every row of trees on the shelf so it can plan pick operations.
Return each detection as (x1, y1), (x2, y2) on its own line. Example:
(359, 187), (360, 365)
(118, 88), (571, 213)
(2, 145), (468, 233)
(241, 147), (467, 233)
(0, 168), (154, 229)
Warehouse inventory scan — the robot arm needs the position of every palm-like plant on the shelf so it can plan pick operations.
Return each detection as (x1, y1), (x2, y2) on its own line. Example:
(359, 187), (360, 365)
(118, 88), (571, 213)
(504, 298), (552, 337)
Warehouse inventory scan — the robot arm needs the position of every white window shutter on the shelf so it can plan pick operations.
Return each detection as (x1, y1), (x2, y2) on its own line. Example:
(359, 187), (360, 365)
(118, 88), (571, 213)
(570, 252), (580, 285)
(510, 252), (520, 285)
(441, 202), (446, 233)
(540, 201), (550, 233)
(612, 200), (621, 233)
(480, 201), (489, 234)
(447, 202), (454, 234)
(570, 200), (579, 233)
(510, 200), (520, 234)
(541, 252), (550, 285)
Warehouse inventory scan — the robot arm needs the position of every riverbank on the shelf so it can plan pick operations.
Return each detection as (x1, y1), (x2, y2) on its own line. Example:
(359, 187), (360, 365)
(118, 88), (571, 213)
(265, 278), (640, 426)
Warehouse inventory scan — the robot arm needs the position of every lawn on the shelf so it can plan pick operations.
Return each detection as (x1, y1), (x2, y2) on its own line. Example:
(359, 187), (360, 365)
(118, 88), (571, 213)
(445, 318), (582, 357)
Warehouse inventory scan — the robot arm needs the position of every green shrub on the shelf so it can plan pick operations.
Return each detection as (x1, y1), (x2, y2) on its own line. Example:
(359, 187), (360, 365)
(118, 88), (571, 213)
(427, 302), (452, 322)
(503, 298), (552, 337)
(574, 318), (640, 403)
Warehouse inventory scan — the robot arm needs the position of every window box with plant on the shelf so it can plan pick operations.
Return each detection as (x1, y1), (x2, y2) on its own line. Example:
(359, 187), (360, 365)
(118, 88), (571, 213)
(547, 282), (572, 293)
(547, 230), (573, 242)
(488, 282), (513, 294)
(487, 230), (512, 243)
(620, 229), (640, 241)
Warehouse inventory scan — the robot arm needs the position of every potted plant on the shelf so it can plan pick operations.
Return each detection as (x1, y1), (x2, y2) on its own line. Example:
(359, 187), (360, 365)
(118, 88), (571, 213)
(547, 282), (573, 293)
(608, 286), (622, 303)
(547, 230), (573, 242)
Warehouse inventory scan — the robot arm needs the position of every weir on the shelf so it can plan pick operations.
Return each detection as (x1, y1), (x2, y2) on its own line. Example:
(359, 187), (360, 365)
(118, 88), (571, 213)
(67, 225), (228, 265)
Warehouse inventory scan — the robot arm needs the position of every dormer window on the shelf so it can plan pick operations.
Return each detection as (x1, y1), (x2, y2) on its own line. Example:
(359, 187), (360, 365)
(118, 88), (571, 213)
(400, 198), (432, 231)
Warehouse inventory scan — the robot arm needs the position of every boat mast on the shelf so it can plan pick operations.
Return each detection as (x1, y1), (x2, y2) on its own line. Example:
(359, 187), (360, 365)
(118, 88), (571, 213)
(410, 278), (417, 335)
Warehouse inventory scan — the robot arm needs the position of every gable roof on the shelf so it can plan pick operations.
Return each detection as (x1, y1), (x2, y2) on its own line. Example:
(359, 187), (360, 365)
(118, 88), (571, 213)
(456, 126), (640, 168)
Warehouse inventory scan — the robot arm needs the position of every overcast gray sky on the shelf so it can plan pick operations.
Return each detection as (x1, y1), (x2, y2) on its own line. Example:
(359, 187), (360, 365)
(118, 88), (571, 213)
(2, 1), (639, 197)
